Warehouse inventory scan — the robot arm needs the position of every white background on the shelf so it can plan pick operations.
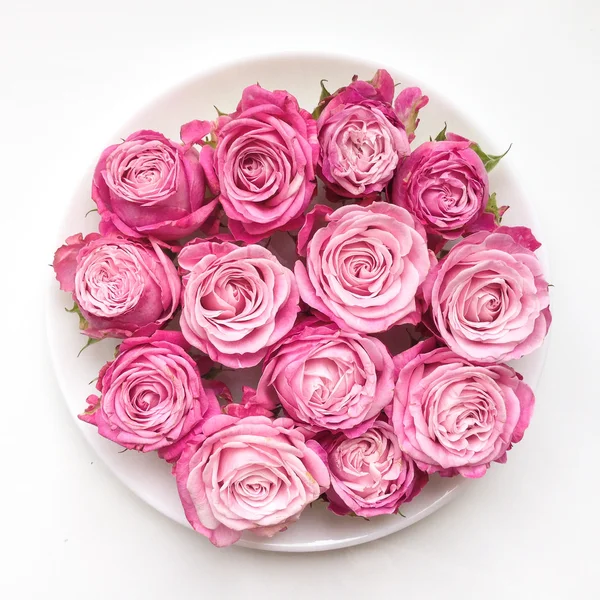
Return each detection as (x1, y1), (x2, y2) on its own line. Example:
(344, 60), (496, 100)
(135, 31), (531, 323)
(1, 0), (599, 598)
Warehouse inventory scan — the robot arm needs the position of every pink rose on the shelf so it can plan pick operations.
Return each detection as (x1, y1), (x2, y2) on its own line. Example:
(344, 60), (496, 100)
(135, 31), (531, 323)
(53, 233), (180, 339)
(391, 138), (491, 239)
(393, 87), (429, 143)
(203, 85), (318, 243)
(319, 420), (428, 517)
(295, 202), (432, 333)
(317, 70), (410, 198)
(391, 339), (535, 478)
(92, 130), (217, 242)
(178, 238), (300, 368)
(79, 331), (220, 458)
(421, 226), (551, 362)
(256, 318), (394, 437)
(175, 415), (330, 547)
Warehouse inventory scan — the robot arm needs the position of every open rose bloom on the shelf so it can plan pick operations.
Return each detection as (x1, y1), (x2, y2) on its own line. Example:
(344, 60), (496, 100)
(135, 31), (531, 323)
(391, 339), (535, 478)
(80, 331), (220, 459)
(175, 415), (330, 547)
(56, 71), (551, 548)
(53, 233), (180, 339)
(92, 130), (217, 242)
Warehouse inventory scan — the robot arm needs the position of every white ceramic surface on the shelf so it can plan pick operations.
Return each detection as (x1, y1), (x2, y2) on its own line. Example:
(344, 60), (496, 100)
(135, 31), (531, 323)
(46, 54), (549, 552)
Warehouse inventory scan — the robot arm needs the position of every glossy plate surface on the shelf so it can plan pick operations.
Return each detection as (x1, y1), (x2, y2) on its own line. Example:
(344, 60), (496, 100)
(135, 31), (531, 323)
(47, 54), (549, 551)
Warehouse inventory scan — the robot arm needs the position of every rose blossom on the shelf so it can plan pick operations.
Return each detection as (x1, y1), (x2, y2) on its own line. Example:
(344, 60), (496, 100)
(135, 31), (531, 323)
(394, 87), (429, 143)
(294, 202), (432, 333)
(391, 338), (535, 478)
(92, 129), (217, 242)
(178, 238), (300, 368)
(175, 415), (330, 547)
(256, 318), (394, 437)
(421, 226), (551, 363)
(319, 420), (427, 517)
(197, 85), (318, 243)
(53, 233), (180, 339)
(316, 70), (410, 198)
(391, 136), (491, 239)
(80, 331), (220, 458)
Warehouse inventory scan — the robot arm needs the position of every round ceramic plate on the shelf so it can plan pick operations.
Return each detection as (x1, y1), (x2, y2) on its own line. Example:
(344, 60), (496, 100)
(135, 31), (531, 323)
(46, 54), (549, 552)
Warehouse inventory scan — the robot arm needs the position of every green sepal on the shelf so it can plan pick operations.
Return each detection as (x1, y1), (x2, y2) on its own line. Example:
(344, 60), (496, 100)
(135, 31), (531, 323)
(470, 142), (512, 172)
(484, 192), (508, 225)
(397, 509), (406, 518)
(77, 337), (101, 357)
(213, 105), (227, 117)
(85, 208), (98, 217)
(311, 79), (331, 119)
(434, 122), (448, 141)
(65, 302), (88, 331)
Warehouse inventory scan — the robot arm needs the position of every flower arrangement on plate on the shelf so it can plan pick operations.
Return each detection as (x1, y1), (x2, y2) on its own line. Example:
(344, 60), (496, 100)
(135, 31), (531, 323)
(52, 68), (551, 547)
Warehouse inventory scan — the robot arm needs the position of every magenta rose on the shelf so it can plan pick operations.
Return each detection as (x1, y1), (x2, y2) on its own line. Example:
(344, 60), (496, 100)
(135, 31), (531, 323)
(256, 318), (394, 437)
(317, 70), (410, 198)
(200, 85), (318, 243)
(391, 338), (535, 478)
(319, 420), (428, 517)
(178, 238), (300, 368)
(80, 331), (220, 458)
(421, 226), (551, 362)
(391, 137), (491, 239)
(53, 233), (180, 339)
(394, 87), (429, 143)
(295, 202), (432, 333)
(175, 415), (330, 547)
(92, 130), (217, 242)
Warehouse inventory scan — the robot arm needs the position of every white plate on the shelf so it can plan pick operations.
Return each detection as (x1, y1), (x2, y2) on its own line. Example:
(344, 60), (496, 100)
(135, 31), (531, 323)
(46, 53), (550, 552)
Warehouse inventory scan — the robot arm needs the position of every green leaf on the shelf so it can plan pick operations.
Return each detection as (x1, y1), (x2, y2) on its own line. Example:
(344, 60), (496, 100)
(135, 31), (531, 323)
(77, 337), (101, 357)
(484, 192), (504, 224)
(65, 302), (88, 330)
(311, 79), (331, 119)
(85, 208), (98, 217)
(434, 122), (447, 141)
(213, 105), (227, 117)
(470, 142), (512, 172)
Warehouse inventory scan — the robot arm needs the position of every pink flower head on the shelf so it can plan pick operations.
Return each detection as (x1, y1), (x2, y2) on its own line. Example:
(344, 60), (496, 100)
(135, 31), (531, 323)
(175, 415), (330, 547)
(319, 420), (428, 517)
(392, 137), (491, 239)
(421, 226), (551, 362)
(92, 130), (217, 242)
(317, 70), (410, 198)
(178, 238), (300, 368)
(53, 233), (180, 339)
(79, 331), (220, 458)
(295, 202), (432, 333)
(203, 85), (318, 243)
(256, 318), (394, 437)
(394, 87), (429, 143)
(391, 338), (535, 478)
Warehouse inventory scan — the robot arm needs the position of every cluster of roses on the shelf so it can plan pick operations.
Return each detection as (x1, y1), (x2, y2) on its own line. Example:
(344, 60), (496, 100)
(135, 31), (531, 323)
(53, 69), (551, 547)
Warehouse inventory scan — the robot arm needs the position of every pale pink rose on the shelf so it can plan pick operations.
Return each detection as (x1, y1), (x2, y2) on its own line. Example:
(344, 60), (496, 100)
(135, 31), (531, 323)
(421, 226), (551, 362)
(79, 331), (220, 458)
(256, 318), (394, 437)
(391, 138), (492, 239)
(391, 338), (535, 478)
(178, 238), (300, 368)
(317, 70), (410, 198)
(295, 202), (432, 333)
(175, 415), (330, 547)
(92, 130), (217, 242)
(53, 233), (180, 339)
(196, 85), (318, 243)
(393, 87), (429, 143)
(319, 420), (428, 517)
